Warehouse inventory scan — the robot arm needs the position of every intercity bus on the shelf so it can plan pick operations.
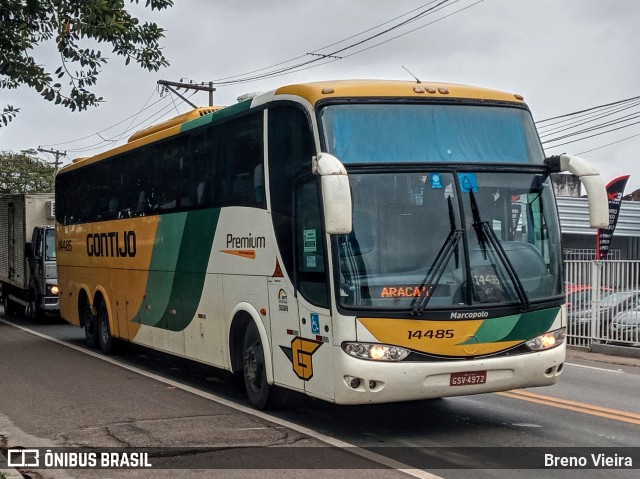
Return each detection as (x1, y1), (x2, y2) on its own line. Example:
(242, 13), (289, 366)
(55, 80), (608, 409)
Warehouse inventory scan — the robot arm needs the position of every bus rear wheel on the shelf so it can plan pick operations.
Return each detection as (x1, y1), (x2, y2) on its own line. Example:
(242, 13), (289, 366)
(97, 300), (116, 354)
(242, 321), (286, 410)
(82, 301), (99, 348)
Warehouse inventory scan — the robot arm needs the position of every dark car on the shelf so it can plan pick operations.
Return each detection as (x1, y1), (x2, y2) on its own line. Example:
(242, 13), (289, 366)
(609, 308), (640, 346)
(568, 290), (640, 339)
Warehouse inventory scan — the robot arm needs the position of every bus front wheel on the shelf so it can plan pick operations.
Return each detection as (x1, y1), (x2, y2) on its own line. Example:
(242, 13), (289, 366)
(242, 321), (286, 410)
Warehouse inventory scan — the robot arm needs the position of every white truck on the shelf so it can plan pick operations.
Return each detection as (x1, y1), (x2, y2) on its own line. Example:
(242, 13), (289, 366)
(0, 194), (59, 320)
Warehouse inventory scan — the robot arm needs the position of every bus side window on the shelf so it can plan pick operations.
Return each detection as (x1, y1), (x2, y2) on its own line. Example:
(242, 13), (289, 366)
(268, 104), (315, 281)
(218, 112), (265, 208)
(135, 191), (147, 216)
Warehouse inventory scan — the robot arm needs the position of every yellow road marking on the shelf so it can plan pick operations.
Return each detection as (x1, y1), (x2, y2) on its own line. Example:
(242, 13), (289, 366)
(497, 390), (640, 425)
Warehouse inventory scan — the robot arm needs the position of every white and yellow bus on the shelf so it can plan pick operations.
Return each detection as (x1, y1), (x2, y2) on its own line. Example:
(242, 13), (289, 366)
(55, 80), (608, 409)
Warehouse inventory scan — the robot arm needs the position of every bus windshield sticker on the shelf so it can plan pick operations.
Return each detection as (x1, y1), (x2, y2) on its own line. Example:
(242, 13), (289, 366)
(458, 172), (478, 193)
(429, 173), (443, 189)
(306, 255), (317, 268)
(303, 229), (317, 252)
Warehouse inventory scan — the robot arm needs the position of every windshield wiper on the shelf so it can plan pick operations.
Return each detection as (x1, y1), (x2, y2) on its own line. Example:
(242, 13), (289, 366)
(468, 191), (530, 309)
(410, 230), (463, 315)
(412, 197), (463, 315)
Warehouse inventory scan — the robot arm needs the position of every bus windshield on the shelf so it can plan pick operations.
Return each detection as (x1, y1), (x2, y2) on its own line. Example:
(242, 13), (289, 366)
(320, 103), (544, 165)
(335, 169), (562, 312)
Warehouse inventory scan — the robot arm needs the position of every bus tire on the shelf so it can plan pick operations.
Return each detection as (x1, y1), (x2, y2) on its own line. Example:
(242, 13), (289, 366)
(242, 321), (287, 410)
(82, 301), (99, 348)
(97, 299), (117, 354)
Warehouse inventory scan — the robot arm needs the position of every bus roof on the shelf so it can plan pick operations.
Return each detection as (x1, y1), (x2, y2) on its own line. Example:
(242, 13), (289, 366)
(273, 79), (526, 106)
(60, 80), (527, 173)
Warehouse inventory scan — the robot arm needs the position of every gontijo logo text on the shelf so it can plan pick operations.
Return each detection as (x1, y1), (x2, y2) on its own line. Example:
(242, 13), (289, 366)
(86, 231), (137, 257)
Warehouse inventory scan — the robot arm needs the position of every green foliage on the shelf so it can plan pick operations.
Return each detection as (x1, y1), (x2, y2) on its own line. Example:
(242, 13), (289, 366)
(0, 0), (173, 127)
(0, 149), (56, 193)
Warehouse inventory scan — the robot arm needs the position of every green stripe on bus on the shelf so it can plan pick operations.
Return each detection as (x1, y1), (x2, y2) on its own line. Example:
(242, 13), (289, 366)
(180, 100), (252, 132)
(132, 208), (220, 331)
(460, 308), (559, 345)
(132, 213), (186, 328)
(499, 308), (559, 342)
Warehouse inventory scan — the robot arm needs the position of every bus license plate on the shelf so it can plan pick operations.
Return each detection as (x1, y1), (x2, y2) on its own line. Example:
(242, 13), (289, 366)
(450, 370), (487, 386)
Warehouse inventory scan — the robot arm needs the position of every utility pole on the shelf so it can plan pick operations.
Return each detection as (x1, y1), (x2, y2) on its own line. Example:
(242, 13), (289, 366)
(37, 147), (66, 171)
(157, 80), (216, 107)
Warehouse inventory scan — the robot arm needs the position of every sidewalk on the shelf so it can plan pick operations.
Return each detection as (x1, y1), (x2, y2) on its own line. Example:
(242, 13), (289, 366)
(567, 346), (640, 367)
(0, 452), (21, 479)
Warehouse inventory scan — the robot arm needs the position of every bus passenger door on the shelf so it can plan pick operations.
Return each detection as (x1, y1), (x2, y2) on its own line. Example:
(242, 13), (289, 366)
(292, 179), (334, 401)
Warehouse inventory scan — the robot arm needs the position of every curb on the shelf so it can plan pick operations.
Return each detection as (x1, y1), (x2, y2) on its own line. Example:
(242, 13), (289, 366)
(567, 345), (640, 367)
(0, 452), (22, 479)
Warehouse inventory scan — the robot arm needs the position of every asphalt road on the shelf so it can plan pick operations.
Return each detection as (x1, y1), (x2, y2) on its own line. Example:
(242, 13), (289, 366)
(1, 309), (639, 479)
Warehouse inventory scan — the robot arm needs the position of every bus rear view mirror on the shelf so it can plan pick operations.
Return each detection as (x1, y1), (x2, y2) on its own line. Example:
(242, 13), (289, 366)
(313, 153), (352, 235)
(545, 154), (608, 228)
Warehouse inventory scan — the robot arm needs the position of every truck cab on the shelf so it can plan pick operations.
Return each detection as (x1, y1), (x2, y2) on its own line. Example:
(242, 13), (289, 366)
(24, 225), (59, 320)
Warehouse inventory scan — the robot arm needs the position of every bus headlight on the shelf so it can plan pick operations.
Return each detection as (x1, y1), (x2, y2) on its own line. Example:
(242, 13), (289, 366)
(342, 342), (410, 361)
(525, 328), (566, 351)
(48, 284), (59, 296)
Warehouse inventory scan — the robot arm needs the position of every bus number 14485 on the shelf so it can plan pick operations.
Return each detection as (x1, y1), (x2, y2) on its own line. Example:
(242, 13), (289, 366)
(407, 329), (454, 340)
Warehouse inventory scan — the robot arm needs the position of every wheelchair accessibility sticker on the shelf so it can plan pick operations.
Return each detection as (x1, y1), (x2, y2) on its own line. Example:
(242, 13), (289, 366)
(458, 172), (478, 193)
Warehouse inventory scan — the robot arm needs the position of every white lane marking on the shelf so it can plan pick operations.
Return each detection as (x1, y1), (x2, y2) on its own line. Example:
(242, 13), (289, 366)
(0, 319), (441, 479)
(565, 362), (624, 373)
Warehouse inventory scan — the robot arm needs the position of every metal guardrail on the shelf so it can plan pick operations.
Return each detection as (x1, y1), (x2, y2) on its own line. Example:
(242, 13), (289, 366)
(565, 260), (640, 348)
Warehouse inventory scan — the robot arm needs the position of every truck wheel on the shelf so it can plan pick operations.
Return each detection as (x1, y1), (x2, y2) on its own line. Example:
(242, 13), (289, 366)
(242, 321), (287, 410)
(82, 301), (99, 348)
(3, 293), (14, 316)
(97, 300), (116, 354)
(28, 291), (44, 322)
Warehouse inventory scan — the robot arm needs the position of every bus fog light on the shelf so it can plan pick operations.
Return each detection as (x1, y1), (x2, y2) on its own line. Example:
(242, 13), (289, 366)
(525, 328), (566, 351)
(343, 342), (410, 361)
(344, 376), (361, 389)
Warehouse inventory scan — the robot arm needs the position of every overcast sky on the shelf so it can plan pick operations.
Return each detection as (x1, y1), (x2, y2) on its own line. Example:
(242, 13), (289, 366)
(2, 0), (640, 190)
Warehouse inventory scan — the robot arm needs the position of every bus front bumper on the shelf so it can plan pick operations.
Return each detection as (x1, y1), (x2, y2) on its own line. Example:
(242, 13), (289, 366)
(333, 342), (566, 405)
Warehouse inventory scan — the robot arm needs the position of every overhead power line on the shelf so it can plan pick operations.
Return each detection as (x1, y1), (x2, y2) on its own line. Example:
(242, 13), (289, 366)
(38, 0), (485, 157)
(209, 0), (451, 84)
(538, 94), (640, 151)
(538, 98), (640, 136)
(209, 0), (485, 86)
(536, 95), (640, 123)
